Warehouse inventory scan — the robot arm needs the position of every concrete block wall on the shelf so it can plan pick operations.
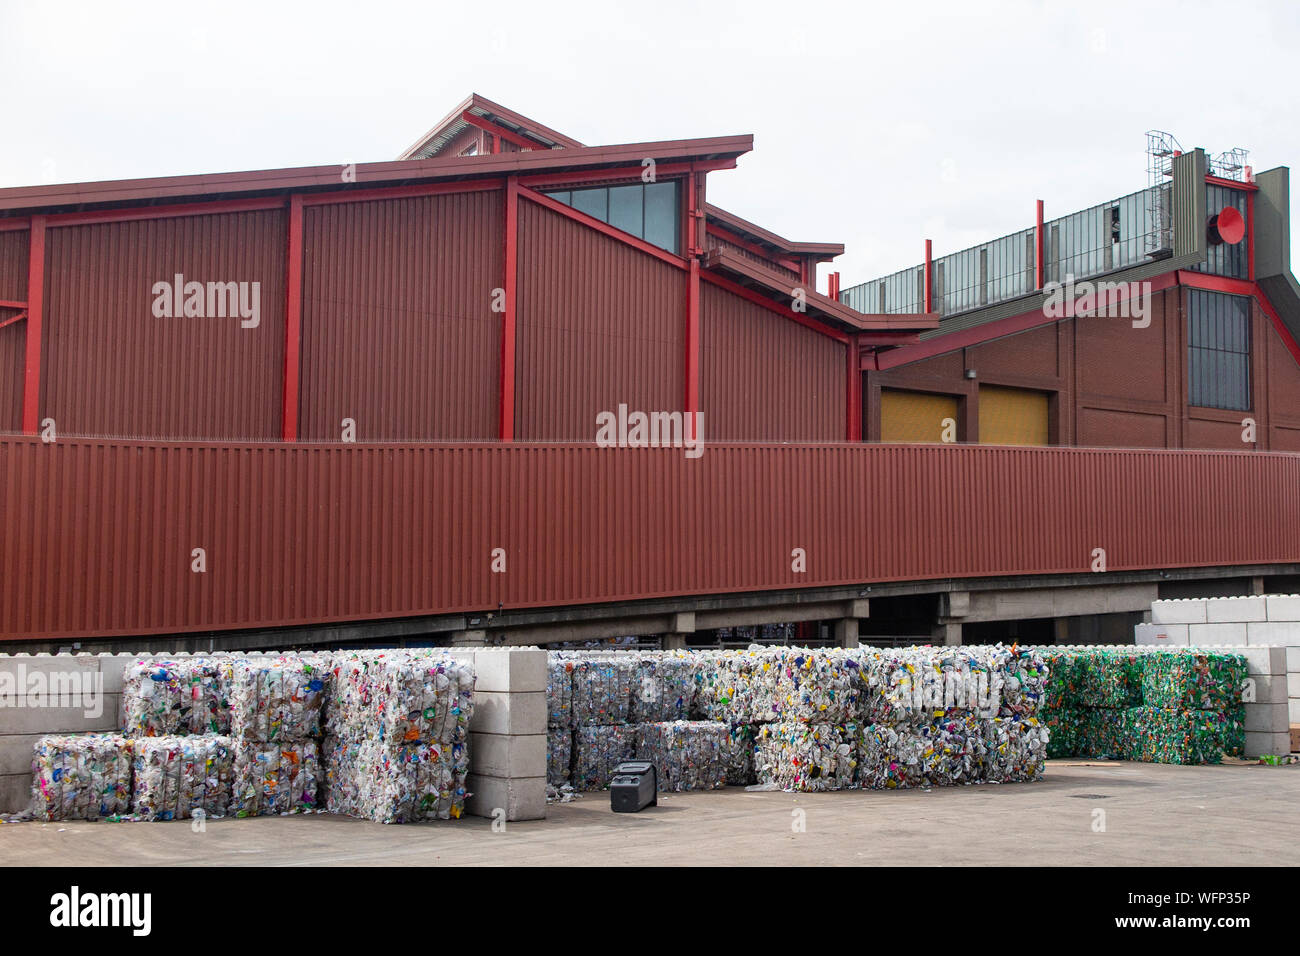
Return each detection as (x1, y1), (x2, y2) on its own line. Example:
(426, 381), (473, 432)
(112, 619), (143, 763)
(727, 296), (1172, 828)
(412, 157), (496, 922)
(1147, 595), (1300, 744)
(0, 648), (548, 821)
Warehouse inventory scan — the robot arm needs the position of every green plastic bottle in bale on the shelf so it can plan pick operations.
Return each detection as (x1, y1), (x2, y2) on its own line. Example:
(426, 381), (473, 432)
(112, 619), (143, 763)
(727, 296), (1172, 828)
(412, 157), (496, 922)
(1141, 652), (1247, 711)
(1042, 704), (1085, 758)
(1078, 707), (1131, 759)
(1076, 649), (1145, 709)
(1123, 707), (1243, 764)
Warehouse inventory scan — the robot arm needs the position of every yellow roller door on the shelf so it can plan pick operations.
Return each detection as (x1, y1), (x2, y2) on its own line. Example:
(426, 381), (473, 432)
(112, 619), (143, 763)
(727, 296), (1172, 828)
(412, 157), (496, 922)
(979, 386), (1049, 445)
(880, 389), (959, 443)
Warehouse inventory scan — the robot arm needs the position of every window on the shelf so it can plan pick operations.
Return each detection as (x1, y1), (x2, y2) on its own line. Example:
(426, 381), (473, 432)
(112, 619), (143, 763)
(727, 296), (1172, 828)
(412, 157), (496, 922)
(1194, 185), (1248, 279)
(545, 181), (680, 254)
(1187, 290), (1251, 411)
(459, 142), (479, 157)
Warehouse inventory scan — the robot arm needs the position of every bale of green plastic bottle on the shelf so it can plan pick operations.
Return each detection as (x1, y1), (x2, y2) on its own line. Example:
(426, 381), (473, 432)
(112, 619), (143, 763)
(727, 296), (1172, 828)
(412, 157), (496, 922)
(1141, 652), (1247, 711)
(1076, 649), (1145, 709)
(1123, 706), (1244, 764)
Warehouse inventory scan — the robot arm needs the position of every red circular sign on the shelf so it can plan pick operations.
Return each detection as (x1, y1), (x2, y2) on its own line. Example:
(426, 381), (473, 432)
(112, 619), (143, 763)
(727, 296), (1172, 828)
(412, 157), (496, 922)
(1215, 206), (1246, 245)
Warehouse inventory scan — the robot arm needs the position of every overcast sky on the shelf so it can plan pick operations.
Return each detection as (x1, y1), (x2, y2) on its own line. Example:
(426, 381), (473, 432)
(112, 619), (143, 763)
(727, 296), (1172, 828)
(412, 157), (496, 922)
(3, 0), (1296, 286)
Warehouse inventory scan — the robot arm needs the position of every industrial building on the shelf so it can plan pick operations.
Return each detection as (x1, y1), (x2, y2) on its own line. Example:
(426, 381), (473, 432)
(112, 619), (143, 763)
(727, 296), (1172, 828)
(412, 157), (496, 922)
(1, 97), (1298, 650)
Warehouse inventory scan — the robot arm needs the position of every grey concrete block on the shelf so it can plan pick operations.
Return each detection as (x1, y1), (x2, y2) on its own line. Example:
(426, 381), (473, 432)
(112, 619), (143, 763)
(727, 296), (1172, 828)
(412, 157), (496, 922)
(1290, 699), (1300, 723)
(1152, 600), (1206, 625)
(1244, 673), (1289, 705)
(1245, 703), (1290, 734)
(469, 648), (546, 694)
(1245, 622), (1300, 646)
(1290, 646), (1300, 672)
(1224, 646), (1287, 676)
(1244, 731), (1293, 758)
(470, 691), (546, 736)
(0, 773), (30, 815)
(465, 774), (546, 821)
(0, 735), (44, 777)
(1134, 623), (1189, 646)
(469, 733), (546, 779)
(1265, 595), (1300, 622)
(1207, 596), (1267, 622)
(1189, 623), (1248, 645)
(1289, 673), (1300, 698)
(0, 698), (121, 734)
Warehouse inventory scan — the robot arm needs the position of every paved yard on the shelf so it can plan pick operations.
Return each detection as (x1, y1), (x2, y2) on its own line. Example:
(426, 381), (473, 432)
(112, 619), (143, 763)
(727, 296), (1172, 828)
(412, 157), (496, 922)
(4, 760), (1297, 866)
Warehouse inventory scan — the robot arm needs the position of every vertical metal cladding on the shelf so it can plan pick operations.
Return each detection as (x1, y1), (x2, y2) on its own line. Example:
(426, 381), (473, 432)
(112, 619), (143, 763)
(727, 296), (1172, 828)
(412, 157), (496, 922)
(700, 281), (844, 440)
(40, 210), (287, 440)
(0, 229), (28, 432)
(515, 200), (686, 440)
(5, 438), (1298, 642)
(298, 190), (504, 441)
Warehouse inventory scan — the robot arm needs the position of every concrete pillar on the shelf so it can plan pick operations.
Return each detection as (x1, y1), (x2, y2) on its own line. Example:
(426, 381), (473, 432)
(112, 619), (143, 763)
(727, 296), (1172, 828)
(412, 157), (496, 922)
(1251, 576), (1266, 595)
(662, 633), (687, 650)
(932, 622), (962, 645)
(1053, 618), (1071, 645)
(833, 618), (859, 648)
(449, 629), (488, 647)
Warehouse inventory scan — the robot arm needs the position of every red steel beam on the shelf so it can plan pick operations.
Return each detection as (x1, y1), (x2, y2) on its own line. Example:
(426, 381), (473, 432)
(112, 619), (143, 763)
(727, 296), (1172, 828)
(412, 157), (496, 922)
(50, 196), (287, 228)
(299, 179), (503, 207)
(0, 311), (26, 331)
(281, 195), (304, 441)
(846, 333), (861, 440)
(517, 158), (737, 190)
(1034, 200), (1044, 289)
(517, 184), (688, 271)
(461, 110), (546, 152)
(705, 222), (802, 275)
(1252, 284), (1300, 368)
(500, 177), (519, 441)
(1205, 174), (1257, 192)
(700, 270), (850, 344)
(685, 258), (700, 441)
(0, 298), (27, 310)
(0, 218), (30, 232)
(924, 238), (934, 311)
(1175, 271), (1255, 297)
(21, 216), (45, 435)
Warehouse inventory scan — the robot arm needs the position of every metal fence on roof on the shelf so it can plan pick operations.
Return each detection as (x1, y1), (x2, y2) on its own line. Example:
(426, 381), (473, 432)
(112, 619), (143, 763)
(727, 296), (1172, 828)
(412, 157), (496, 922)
(842, 184), (1172, 318)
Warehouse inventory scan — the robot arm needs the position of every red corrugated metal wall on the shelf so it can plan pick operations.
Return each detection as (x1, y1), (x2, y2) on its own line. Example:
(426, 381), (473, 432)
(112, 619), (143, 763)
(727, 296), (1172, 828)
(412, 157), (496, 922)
(515, 200), (686, 440)
(0, 230), (27, 433)
(4, 436), (1298, 641)
(700, 281), (844, 440)
(298, 191), (504, 441)
(39, 211), (287, 440)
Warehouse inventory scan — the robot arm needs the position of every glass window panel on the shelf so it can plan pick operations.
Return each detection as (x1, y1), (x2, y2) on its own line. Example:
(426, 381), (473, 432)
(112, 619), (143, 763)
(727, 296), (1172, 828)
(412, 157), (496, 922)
(570, 187), (609, 222)
(608, 184), (644, 238)
(546, 190), (572, 207)
(643, 180), (679, 254)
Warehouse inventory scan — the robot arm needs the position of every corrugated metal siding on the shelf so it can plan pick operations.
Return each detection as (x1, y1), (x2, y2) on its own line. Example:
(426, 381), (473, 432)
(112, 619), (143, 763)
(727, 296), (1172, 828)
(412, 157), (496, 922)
(39, 211), (287, 440)
(3, 437), (1300, 641)
(701, 282), (843, 440)
(299, 191), (503, 441)
(0, 229), (28, 433)
(516, 201), (685, 440)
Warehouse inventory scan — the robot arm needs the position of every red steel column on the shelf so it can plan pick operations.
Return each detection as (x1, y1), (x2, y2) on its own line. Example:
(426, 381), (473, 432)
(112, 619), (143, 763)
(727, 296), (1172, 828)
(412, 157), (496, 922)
(686, 258), (700, 439)
(281, 194), (304, 441)
(500, 176), (519, 441)
(846, 333), (861, 440)
(21, 216), (46, 435)
(924, 239), (933, 313)
(1035, 199), (1045, 289)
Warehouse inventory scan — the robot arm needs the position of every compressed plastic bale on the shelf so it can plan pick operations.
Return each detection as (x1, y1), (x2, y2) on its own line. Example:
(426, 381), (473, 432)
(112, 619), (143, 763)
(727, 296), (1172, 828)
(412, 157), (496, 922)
(995, 647), (1049, 717)
(1075, 649), (1145, 709)
(767, 648), (866, 724)
(30, 734), (133, 821)
(630, 654), (696, 723)
(1041, 650), (1082, 711)
(130, 735), (234, 821)
(230, 657), (330, 743)
(122, 657), (234, 736)
(547, 657), (575, 727)
(572, 724), (638, 790)
(1043, 704), (1085, 758)
(1077, 708), (1131, 759)
(979, 717), (1048, 783)
(1141, 651), (1247, 711)
(724, 723), (758, 786)
(634, 721), (727, 791)
(689, 650), (732, 720)
(861, 723), (928, 790)
(1124, 706), (1244, 765)
(325, 736), (467, 823)
(326, 650), (474, 746)
(754, 723), (859, 792)
(547, 726), (573, 787)
(231, 739), (321, 816)
(570, 657), (636, 725)
(915, 714), (982, 786)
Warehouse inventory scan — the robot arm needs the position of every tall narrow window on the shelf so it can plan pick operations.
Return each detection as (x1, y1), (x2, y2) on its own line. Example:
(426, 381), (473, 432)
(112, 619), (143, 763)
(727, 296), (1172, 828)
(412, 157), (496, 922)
(1187, 289), (1251, 411)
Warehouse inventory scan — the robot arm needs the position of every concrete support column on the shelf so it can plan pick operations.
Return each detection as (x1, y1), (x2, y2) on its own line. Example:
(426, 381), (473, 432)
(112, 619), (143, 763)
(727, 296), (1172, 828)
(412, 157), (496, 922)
(932, 622), (963, 645)
(1053, 618), (1071, 645)
(1251, 576), (1266, 595)
(662, 633), (687, 650)
(450, 629), (488, 647)
(833, 618), (859, 648)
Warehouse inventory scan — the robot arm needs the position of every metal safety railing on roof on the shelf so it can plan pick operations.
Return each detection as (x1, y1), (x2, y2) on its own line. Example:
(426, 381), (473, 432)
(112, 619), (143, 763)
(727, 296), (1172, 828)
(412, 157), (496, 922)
(841, 184), (1171, 319)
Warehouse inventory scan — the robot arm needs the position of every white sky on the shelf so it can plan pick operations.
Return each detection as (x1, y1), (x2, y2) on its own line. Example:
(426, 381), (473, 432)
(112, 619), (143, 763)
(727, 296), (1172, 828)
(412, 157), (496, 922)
(2, 0), (1297, 286)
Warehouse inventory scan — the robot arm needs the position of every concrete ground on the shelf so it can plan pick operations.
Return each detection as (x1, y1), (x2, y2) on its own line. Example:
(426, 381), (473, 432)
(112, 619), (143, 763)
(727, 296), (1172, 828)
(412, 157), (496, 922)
(4, 760), (1298, 866)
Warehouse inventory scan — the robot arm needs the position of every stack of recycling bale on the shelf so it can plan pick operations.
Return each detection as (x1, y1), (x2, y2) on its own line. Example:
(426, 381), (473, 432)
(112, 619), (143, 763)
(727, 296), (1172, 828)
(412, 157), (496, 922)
(323, 649), (475, 823)
(568, 653), (639, 790)
(1036, 646), (1246, 764)
(546, 656), (576, 788)
(30, 733), (135, 822)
